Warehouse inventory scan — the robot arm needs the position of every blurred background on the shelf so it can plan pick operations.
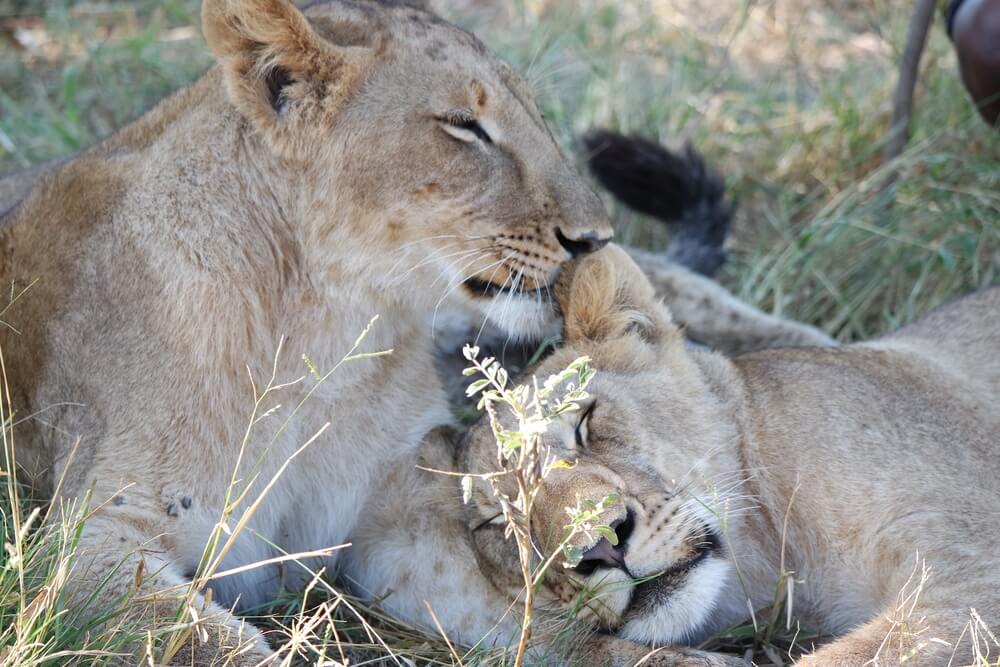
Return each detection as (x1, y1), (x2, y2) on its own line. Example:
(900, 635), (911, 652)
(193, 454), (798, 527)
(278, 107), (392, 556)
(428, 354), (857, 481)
(1, 0), (998, 342)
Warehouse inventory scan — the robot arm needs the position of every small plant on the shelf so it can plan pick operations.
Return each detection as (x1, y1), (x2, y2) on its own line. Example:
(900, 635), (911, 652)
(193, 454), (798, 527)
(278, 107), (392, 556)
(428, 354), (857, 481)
(560, 494), (621, 569)
(461, 345), (617, 666)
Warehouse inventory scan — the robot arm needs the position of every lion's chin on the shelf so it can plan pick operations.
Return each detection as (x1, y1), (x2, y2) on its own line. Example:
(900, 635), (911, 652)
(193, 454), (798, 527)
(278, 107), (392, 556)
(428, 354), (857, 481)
(473, 293), (560, 343)
(618, 557), (731, 645)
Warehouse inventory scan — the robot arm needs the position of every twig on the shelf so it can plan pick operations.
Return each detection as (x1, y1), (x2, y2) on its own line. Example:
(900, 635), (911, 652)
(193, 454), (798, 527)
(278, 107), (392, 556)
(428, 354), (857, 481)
(882, 0), (937, 169)
(424, 600), (464, 667)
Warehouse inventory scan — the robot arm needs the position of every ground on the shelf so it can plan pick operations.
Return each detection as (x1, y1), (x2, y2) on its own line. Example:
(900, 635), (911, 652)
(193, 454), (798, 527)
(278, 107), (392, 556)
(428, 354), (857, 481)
(0, 0), (997, 665)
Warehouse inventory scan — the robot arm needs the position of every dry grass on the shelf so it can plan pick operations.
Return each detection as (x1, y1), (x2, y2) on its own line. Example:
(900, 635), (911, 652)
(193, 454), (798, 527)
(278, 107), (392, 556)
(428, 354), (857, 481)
(1, 0), (997, 665)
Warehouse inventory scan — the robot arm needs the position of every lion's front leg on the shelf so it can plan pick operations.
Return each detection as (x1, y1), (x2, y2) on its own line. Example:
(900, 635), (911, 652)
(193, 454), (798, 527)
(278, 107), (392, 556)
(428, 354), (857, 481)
(343, 427), (523, 649)
(795, 608), (969, 667)
(625, 247), (835, 355)
(71, 507), (274, 666)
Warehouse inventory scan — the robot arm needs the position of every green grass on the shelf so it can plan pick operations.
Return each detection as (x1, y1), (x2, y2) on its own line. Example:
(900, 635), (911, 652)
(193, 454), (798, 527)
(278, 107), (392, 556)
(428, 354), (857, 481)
(1, 0), (998, 665)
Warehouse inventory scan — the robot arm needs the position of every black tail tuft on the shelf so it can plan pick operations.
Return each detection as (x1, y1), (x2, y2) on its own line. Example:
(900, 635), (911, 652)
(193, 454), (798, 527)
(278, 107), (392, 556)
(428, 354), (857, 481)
(582, 129), (733, 277)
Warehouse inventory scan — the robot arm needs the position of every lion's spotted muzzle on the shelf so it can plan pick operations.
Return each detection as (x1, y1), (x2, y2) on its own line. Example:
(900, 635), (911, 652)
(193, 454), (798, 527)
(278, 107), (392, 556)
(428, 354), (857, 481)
(624, 524), (724, 619)
(569, 510), (724, 615)
(461, 225), (611, 300)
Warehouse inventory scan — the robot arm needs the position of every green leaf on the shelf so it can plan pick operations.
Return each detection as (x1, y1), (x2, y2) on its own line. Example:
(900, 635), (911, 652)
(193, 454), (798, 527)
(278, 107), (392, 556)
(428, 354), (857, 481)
(600, 494), (619, 508)
(595, 525), (619, 546)
(562, 544), (583, 567)
(466, 378), (489, 397)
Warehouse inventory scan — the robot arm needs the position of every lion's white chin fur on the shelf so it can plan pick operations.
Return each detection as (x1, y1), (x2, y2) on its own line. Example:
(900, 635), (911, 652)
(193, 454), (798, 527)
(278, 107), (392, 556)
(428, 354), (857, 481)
(619, 557), (732, 645)
(475, 293), (561, 343)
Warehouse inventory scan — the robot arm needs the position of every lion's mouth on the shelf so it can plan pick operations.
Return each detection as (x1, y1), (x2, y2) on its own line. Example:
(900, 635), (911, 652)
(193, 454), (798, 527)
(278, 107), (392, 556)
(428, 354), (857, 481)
(623, 527), (722, 619)
(462, 276), (549, 299)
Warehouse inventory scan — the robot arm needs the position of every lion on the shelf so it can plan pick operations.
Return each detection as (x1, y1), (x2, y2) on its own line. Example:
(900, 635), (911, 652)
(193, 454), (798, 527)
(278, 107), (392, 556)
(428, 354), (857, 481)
(353, 245), (999, 665)
(0, 0), (831, 663)
(1, 0), (617, 661)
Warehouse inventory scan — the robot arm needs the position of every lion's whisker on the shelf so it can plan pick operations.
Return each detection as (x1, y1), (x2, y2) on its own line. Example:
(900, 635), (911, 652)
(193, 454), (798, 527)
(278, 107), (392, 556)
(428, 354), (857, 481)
(430, 253), (509, 336)
(473, 263), (517, 347)
(499, 269), (525, 360)
(387, 244), (484, 287)
(386, 241), (473, 286)
(427, 249), (490, 292)
(384, 236), (467, 279)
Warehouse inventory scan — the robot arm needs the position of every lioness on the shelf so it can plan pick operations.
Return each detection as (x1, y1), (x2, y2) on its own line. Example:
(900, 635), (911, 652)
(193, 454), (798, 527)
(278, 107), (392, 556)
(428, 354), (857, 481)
(355, 246), (999, 665)
(1, 0), (616, 660)
(0, 0), (830, 663)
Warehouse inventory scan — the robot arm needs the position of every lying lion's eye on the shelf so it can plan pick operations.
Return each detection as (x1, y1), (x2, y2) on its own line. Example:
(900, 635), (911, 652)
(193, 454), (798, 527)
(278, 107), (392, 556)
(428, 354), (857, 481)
(575, 402), (596, 449)
(438, 110), (493, 144)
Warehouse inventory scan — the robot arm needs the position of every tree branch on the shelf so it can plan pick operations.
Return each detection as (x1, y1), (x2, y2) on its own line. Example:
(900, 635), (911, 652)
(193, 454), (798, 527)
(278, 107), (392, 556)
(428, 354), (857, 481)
(883, 0), (937, 165)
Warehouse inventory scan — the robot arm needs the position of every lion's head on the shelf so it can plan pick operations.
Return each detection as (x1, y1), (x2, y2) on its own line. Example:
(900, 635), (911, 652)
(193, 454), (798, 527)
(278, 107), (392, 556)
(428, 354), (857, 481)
(461, 245), (748, 645)
(201, 0), (612, 339)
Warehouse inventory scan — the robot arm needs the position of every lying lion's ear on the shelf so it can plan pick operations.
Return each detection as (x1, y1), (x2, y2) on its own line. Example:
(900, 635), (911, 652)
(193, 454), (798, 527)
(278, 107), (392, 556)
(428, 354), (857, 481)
(202, 0), (374, 151)
(556, 245), (681, 348)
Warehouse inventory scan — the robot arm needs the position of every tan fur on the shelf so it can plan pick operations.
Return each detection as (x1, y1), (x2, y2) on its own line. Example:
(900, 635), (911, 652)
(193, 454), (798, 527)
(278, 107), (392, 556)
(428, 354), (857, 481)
(457, 246), (999, 664)
(0, 0), (627, 662)
(358, 246), (996, 665)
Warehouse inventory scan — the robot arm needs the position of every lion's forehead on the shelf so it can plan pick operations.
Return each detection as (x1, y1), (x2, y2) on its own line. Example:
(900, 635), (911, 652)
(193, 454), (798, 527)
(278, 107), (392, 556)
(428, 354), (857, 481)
(305, 1), (491, 59)
(305, 1), (534, 115)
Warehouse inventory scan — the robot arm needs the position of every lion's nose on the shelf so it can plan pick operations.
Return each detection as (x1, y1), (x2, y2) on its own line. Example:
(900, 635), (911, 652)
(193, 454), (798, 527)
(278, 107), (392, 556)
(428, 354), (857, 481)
(573, 509), (635, 576)
(555, 227), (611, 258)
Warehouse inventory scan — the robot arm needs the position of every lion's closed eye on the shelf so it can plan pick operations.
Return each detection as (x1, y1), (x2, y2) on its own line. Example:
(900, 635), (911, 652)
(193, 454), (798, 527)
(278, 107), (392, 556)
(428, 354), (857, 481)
(574, 401), (596, 449)
(438, 109), (493, 144)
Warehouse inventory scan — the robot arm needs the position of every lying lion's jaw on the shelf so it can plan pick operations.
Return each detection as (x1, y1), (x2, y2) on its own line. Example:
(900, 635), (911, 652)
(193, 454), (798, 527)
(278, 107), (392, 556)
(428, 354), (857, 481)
(609, 497), (736, 644)
(619, 555), (732, 644)
(567, 521), (732, 645)
(563, 545), (731, 645)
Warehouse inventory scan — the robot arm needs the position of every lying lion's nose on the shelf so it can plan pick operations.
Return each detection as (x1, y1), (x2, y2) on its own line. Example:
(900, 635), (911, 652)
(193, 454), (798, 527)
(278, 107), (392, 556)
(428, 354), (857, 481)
(555, 227), (611, 258)
(573, 509), (635, 576)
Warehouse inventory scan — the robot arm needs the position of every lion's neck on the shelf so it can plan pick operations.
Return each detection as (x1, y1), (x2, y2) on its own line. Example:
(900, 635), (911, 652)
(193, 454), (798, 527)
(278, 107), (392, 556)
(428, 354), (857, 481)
(686, 350), (788, 633)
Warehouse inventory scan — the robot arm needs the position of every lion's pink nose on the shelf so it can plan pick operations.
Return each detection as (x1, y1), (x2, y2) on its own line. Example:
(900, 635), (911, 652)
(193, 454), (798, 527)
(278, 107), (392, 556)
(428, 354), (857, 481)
(573, 509), (634, 576)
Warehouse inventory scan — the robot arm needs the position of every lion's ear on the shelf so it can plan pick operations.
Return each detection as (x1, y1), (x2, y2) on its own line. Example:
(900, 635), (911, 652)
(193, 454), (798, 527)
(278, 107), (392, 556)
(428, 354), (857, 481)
(202, 0), (373, 148)
(556, 245), (681, 348)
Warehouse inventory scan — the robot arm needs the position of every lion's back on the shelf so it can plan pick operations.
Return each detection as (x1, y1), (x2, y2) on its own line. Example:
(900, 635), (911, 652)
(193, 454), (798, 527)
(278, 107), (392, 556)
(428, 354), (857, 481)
(875, 285), (1000, 407)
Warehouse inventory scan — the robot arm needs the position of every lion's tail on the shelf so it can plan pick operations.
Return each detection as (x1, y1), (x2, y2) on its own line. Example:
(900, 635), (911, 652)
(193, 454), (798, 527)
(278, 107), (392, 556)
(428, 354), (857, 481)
(582, 129), (733, 277)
